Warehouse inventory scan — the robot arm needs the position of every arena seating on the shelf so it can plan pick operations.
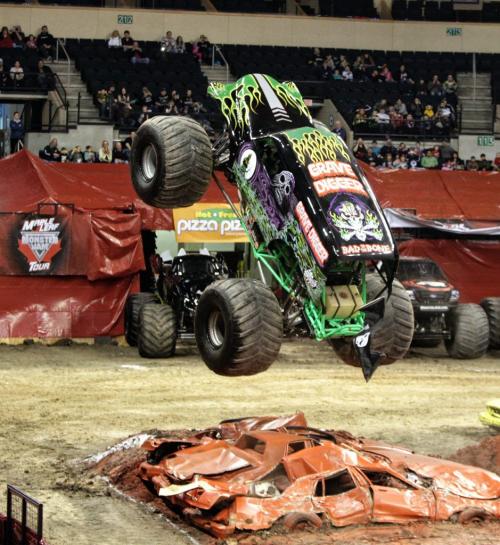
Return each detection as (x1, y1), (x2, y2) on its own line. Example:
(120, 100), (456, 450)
(212, 0), (285, 14)
(0, 48), (45, 91)
(392, 0), (500, 23)
(318, 0), (379, 18)
(34, 0), (204, 8)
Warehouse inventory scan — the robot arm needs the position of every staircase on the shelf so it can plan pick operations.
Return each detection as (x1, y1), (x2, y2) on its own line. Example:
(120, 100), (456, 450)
(46, 60), (106, 126)
(201, 65), (234, 84)
(457, 72), (493, 134)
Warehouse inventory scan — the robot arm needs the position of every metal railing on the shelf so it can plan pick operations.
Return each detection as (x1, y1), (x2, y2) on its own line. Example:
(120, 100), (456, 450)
(5, 485), (44, 545)
(48, 72), (70, 132)
(211, 44), (230, 82)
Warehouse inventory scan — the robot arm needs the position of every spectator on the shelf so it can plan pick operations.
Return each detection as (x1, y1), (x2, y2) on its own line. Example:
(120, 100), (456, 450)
(122, 30), (134, 51)
(155, 87), (169, 113)
(365, 148), (380, 168)
(116, 86), (133, 126)
(436, 99), (454, 130)
(381, 152), (394, 168)
(380, 138), (396, 157)
(98, 140), (113, 163)
(377, 108), (390, 126)
(123, 131), (136, 159)
(112, 141), (128, 163)
(0, 59), (8, 88)
(161, 30), (176, 53)
(407, 148), (420, 168)
(25, 34), (37, 50)
(196, 34), (211, 64)
(442, 151), (464, 171)
(443, 74), (458, 104)
(467, 156), (479, 171)
(494, 152), (500, 171)
(9, 60), (24, 87)
(41, 138), (61, 162)
(353, 108), (367, 129)
(68, 145), (84, 163)
(352, 138), (368, 161)
(108, 30), (122, 48)
(380, 64), (393, 82)
(420, 150), (439, 169)
(60, 147), (69, 162)
(10, 25), (25, 48)
(397, 64), (414, 85)
(36, 59), (54, 91)
(37, 25), (55, 60)
(96, 87), (108, 117)
(332, 120), (346, 142)
(130, 41), (150, 64)
(405, 113), (415, 132)
(9, 111), (24, 153)
(342, 65), (353, 81)
(393, 153), (408, 169)
(423, 104), (434, 130)
(394, 99), (408, 116)
(477, 153), (491, 171)
(410, 97), (423, 119)
(308, 47), (323, 67)
(0, 29), (13, 48)
(183, 89), (195, 114)
(332, 68), (342, 80)
(141, 86), (154, 109)
(428, 74), (443, 97)
(83, 145), (96, 163)
(138, 104), (153, 124)
(175, 35), (186, 54)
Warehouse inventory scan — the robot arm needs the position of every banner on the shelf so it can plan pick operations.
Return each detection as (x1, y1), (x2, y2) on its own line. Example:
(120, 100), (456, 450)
(173, 203), (247, 243)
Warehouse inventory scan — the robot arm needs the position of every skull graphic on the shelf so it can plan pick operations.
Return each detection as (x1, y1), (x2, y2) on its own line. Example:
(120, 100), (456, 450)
(271, 170), (295, 207)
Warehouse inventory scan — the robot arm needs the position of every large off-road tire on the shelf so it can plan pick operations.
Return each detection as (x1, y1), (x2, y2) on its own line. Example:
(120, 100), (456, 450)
(480, 297), (500, 349)
(194, 279), (283, 376)
(130, 116), (212, 208)
(138, 303), (177, 358)
(332, 275), (414, 366)
(445, 303), (489, 359)
(124, 292), (158, 347)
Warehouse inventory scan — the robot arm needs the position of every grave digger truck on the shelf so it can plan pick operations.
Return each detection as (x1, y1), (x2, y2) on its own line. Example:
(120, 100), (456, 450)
(127, 73), (414, 381)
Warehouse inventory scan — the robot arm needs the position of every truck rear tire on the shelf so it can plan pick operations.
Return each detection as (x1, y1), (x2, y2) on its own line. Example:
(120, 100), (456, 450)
(125, 293), (158, 347)
(195, 279), (283, 376)
(445, 304), (489, 359)
(332, 275), (414, 366)
(130, 116), (213, 208)
(480, 297), (500, 349)
(138, 303), (177, 358)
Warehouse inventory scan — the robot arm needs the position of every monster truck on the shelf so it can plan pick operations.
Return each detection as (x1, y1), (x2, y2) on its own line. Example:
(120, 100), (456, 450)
(129, 73), (414, 380)
(399, 257), (490, 358)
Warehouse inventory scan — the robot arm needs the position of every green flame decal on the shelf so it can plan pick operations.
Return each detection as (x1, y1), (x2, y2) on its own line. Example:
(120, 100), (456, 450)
(284, 127), (350, 165)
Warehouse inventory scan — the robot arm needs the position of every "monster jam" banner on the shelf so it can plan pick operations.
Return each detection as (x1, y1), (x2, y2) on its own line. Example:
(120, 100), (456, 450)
(173, 203), (247, 244)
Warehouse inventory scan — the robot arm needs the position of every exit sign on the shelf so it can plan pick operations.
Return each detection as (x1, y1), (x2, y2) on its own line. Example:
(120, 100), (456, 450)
(117, 14), (133, 24)
(477, 135), (495, 146)
(446, 27), (462, 36)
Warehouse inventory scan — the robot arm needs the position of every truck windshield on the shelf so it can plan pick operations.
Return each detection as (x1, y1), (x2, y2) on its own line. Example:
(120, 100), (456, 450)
(398, 260), (446, 281)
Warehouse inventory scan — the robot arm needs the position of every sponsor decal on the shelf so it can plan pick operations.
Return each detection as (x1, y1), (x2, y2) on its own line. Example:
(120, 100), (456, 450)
(173, 203), (247, 243)
(341, 243), (392, 256)
(17, 216), (63, 273)
(294, 201), (329, 266)
(328, 195), (383, 243)
(313, 177), (368, 198)
(308, 160), (357, 181)
(239, 148), (257, 180)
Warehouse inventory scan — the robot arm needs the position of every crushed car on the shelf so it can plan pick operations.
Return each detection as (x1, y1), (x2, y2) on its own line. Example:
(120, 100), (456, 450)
(138, 414), (500, 538)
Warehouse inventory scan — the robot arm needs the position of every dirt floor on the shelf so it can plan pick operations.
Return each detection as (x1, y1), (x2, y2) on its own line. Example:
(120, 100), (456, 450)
(0, 340), (498, 545)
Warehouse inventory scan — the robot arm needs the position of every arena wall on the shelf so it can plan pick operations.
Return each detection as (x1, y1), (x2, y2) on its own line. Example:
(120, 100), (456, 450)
(1, 5), (500, 53)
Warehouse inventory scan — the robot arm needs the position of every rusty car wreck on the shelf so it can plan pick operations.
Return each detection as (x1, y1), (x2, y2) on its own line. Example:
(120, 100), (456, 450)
(138, 414), (500, 538)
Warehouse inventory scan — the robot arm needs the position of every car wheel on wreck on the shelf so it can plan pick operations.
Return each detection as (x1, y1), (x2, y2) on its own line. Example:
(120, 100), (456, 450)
(445, 303), (490, 359)
(454, 507), (492, 524)
(282, 512), (323, 531)
(330, 274), (414, 366)
(138, 303), (177, 358)
(194, 278), (283, 376)
(124, 292), (159, 347)
(130, 116), (213, 208)
(480, 297), (500, 349)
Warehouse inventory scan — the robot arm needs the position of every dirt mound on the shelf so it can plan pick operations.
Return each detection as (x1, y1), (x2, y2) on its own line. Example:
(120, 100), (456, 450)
(450, 435), (500, 475)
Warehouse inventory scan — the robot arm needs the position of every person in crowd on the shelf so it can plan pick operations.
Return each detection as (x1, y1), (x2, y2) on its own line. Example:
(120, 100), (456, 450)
(183, 88), (194, 114)
(308, 47), (323, 67)
(0, 29), (13, 48)
(380, 64), (393, 82)
(494, 152), (500, 171)
(9, 60), (24, 87)
(405, 113), (416, 132)
(428, 74), (443, 97)
(389, 106), (403, 130)
(392, 153), (408, 169)
(161, 30), (176, 53)
(377, 108), (390, 126)
(397, 64), (414, 85)
(98, 140), (113, 163)
(59, 147), (69, 162)
(108, 30), (122, 48)
(342, 65), (353, 81)
(175, 35), (185, 54)
(122, 30), (134, 51)
(141, 86), (154, 109)
(25, 34), (37, 50)
(196, 34), (211, 64)
(116, 86), (133, 126)
(423, 104), (434, 130)
(36, 59), (54, 91)
(443, 74), (458, 104)
(365, 148), (380, 168)
(112, 141), (128, 163)
(138, 104), (153, 124)
(83, 145), (96, 163)
(394, 98), (407, 116)
(68, 145), (84, 163)
(436, 99), (454, 130)
(420, 149), (439, 169)
(9, 111), (24, 153)
(103, 84), (117, 119)
(381, 152), (394, 168)
(41, 138), (61, 162)
(467, 156), (479, 171)
(477, 153), (491, 171)
(332, 68), (342, 80)
(407, 148), (421, 168)
(37, 25), (55, 60)
(123, 131), (136, 159)
(155, 87), (169, 113)
(352, 138), (368, 161)
(96, 87), (108, 117)
(352, 108), (367, 129)
(130, 41), (150, 64)
(0, 59), (8, 88)
(332, 120), (346, 142)
(380, 138), (396, 158)
(10, 25), (25, 48)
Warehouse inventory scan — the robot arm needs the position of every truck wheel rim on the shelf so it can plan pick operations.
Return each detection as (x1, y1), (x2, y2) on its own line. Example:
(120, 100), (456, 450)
(207, 309), (225, 348)
(142, 144), (157, 181)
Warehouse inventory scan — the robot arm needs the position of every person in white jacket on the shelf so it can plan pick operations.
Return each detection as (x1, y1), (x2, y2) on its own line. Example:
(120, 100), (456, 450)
(108, 30), (122, 48)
